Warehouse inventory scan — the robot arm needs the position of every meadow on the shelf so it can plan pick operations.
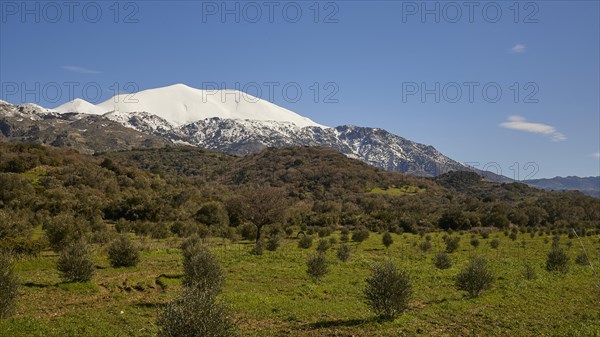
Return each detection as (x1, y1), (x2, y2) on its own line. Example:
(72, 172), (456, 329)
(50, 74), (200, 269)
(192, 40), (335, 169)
(1, 229), (599, 337)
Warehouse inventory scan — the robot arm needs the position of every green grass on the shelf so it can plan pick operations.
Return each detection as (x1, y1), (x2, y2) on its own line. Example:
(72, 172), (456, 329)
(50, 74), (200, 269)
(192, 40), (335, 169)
(1, 232), (599, 336)
(368, 185), (425, 195)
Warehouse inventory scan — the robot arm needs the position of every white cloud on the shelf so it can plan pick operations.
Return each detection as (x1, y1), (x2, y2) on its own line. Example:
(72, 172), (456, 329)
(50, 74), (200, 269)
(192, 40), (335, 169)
(592, 152), (600, 159)
(61, 66), (101, 74)
(499, 116), (566, 142)
(511, 44), (526, 53)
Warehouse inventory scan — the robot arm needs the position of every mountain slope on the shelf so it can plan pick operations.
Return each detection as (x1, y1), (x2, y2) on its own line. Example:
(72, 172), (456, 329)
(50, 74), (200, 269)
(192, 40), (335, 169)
(525, 176), (600, 198)
(0, 101), (171, 154)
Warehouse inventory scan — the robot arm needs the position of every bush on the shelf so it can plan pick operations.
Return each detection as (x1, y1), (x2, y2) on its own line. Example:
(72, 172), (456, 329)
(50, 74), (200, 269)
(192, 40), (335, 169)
(455, 257), (494, 298)
(238, 223), (257, 241)
(306, 252), (328, 282)
(419, 240), (431, 252)
(251, 240), (264, 256)
(363, 260), (412, 319)
(470, 237), (479, 248)
(509, 232), (518, 241)
(490, 239), (500, 249)
(340, 227), (350, 242)
(523, 262), (537, 280)
(0, 253), (18, 318)
(44, 214), (82, 252)
(284, 227), (294, 237)
(316, 239), (330, 253)
(382, 232), (394, 248)
(575, 252), (590, 266)
(337, 244), (351, 262)
(298, 236), (313, 249)
(546, 246), (569, 273)
(57, 239), (95, 283)
(434, 252), (452, 269)
(157, 287), (236, 337)
(150, 223), (170, 239)
(352, 228), (370, 243)
(182, 241), (223, 295)
(108, 234), (140, 268)
(265, 235), (280, 252)
(444, 236), (460, 253)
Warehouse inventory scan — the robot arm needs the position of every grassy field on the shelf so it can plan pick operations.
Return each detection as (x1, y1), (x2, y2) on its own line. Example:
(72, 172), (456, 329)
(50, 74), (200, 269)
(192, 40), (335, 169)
(1, 231), (599, 337)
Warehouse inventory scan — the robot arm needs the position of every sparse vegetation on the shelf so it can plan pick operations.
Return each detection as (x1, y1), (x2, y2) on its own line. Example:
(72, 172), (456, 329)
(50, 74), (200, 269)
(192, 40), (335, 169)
(336, 243), (351, 262)
(546, 246), (569, 273)
(445, 236), (461, 253)
(306, 252), (328, 282)
(0, 253), (18, 318)
(107, 234), (139, 268)
(182, 240), (223, 294)
(455, 257), (494, 298)
(363, 260), (412, 319)
(382, 232), (394, 248)
(434, 252), (452, 269)
(157, 285), (236, 337)
(57, 239), (95, 283)
(298, 236), (313, 249)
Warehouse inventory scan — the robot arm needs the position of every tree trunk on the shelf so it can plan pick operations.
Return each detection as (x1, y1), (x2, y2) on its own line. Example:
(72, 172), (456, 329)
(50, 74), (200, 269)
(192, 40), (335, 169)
(255, 225), (263, 244)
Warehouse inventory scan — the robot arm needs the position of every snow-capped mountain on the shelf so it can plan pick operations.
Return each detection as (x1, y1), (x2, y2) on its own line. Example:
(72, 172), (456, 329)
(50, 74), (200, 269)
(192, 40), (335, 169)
(2, 84), (473, 177)
(55, 84), (324, 128)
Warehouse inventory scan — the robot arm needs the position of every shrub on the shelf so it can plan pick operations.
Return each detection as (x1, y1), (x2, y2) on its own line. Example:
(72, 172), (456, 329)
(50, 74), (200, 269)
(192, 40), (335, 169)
(352, 228), (370, 243)
(306, 252), (328, 282)
(115, 219), (131, 234)
(419, 240), (431, 252)
(329, 237), (338, 245)
(337, 244), (351, 262)
(363, 260), (412, 319)
(340, 227), (350, 242)
(150, 223), (170, 239)
(318, 227), (332, 238)
(444, 236), (460, 253)
(470, 237), (479, 248)
(182, 242), (223, 295)
(0, 253), (18, 318)
(575, 252), (590, 266)
(107, 234), (140, 268)
(546, 246), (569, 273)
(265, 234), (280, 252)
(44, 214), (81, 252)
(481, 231), (490, 239)
(298, 236), (313, 249)
(251, 240), (264, 256)
(284, 227), (294, 237)
(523, 262), (537, 280)
(382, 232), (394, 248)
(490, 239), (500, 249)
(434, 252), (452, 269)
(57, 239), (95, 283)
(238, 223), (257, 241)
(509, 232), (518, 241)
(316, 239), (330, 253)
(455, 257), (494, 297)
(157, 287), (236, 337)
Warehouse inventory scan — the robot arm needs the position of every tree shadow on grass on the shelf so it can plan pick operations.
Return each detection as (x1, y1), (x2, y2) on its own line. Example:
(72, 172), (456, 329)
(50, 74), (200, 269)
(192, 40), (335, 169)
(134, 301), (167, 309)
(308, 317), (375, 329)
(22, 282), (52, 288)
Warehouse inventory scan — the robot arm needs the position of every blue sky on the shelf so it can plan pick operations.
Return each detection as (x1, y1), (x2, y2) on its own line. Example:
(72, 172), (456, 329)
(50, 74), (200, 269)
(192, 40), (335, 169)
(1, 1), (598, 178)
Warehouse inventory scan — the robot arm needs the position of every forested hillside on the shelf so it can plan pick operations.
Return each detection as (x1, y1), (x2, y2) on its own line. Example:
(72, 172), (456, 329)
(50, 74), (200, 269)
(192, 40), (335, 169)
(1, 142), (598, 255)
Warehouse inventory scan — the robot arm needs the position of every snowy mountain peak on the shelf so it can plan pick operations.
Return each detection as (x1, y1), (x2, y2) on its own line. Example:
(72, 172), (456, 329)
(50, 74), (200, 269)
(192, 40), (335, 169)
(53, 84), (326, 128)
(55, 98), (106, 115)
